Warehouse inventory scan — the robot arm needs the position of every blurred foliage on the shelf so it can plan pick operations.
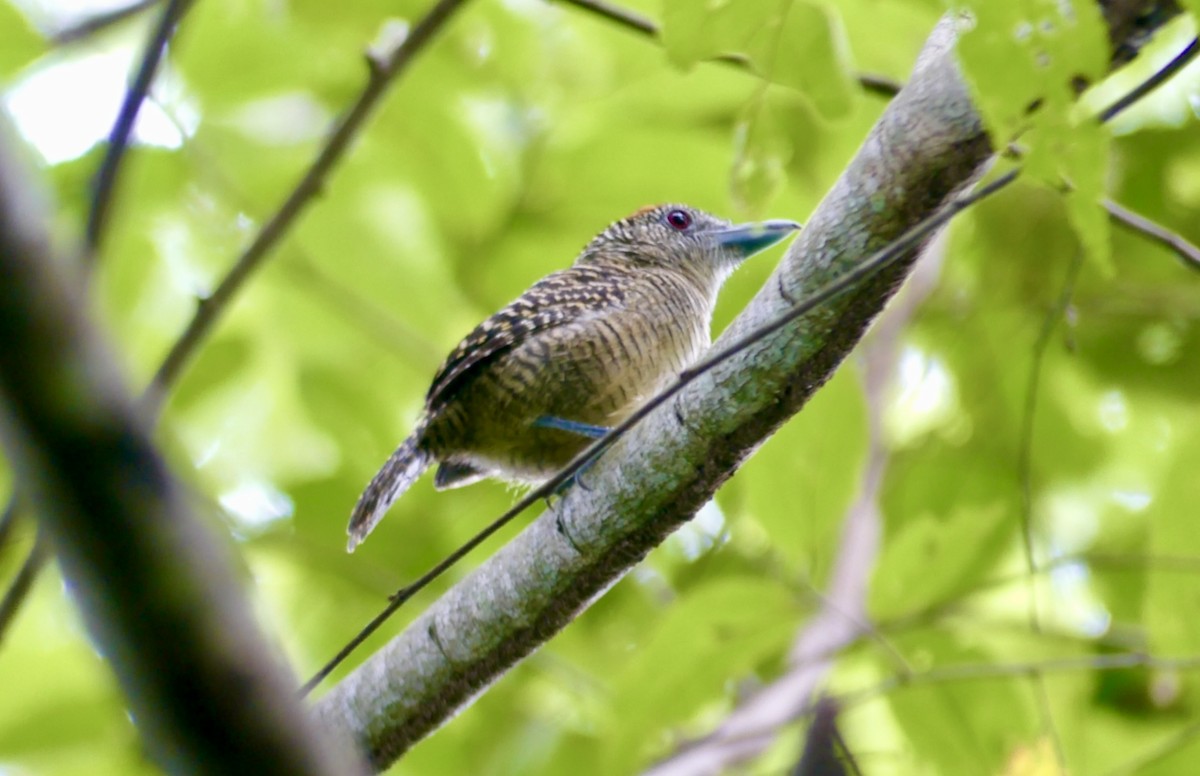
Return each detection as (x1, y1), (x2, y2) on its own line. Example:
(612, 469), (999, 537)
(1, 0), (1199, 774)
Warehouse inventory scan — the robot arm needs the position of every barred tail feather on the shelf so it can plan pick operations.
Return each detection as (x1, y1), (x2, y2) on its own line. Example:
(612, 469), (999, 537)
(347, 434), (432, 552)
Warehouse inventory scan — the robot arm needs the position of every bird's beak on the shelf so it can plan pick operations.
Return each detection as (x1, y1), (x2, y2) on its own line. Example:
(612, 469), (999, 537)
(710, 219), (802, 258)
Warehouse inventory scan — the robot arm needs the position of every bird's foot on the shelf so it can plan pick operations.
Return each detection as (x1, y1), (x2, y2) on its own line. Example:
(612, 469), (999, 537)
(552, 456), (597, 497)
(533, 415), (610, 439)
(534, 416), (606, 499)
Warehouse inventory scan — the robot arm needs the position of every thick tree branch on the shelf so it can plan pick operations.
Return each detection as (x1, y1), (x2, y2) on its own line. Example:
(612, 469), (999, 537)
(314, 12), (988, 768)
(2, 0), (469, 655)
(0, 0), (190, 648)
(0, 121), (360, 774)
(0, 0), (191, 648)
(313, 3), (1185, 769)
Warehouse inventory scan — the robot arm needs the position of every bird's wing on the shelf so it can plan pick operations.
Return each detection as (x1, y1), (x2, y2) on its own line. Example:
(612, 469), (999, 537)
(426, 266), (626, 413)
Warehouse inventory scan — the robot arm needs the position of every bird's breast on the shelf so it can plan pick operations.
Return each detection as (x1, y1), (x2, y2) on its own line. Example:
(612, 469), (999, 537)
(421, 268), (717, 481)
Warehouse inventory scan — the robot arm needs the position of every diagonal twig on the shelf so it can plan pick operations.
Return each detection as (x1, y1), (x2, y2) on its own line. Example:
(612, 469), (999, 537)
(1016, 250), (1085, 637)
(51, 0), (161, 46)
(1099, 37), (1199, 123)
(145, 0), (472, 411)
(85, 0), (193, 257)
(1105, 197), (1200, 270)
(554, 0), (903, 97)
(0, 531), (48, 646)
(691, 651), (1200, 762)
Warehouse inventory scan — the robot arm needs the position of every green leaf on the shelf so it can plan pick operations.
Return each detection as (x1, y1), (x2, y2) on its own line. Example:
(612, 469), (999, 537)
(662, 0), (854, 118)
(884, 635), (1039, 775)
(951, 1), (1113, 270)
(661, 0), (775, 68)
(869, 501), (1011, 618)
(730, 91), (791, 214)
(743, 1), (855, 118)
(605, 577), (799, 773)
(0, 1), (43, 78)
(1146, 421), (1200, 654)
(733, 365), (867, 578)
(951, 0), (1108, 143)
(1060, 122), (1113, 272)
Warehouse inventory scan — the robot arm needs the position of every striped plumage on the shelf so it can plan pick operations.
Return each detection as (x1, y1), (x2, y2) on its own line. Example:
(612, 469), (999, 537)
(347, 204), (799, 550)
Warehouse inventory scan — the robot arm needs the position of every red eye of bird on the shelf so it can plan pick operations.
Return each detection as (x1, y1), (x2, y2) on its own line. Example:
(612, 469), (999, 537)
(665, 209), (692, 230)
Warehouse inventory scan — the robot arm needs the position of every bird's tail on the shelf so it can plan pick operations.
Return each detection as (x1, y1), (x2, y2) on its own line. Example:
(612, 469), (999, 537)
(346, 434), (432, 552)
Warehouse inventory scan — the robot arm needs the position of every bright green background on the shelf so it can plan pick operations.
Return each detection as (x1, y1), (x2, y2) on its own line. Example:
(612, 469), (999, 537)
(2, 0), (1200, 773)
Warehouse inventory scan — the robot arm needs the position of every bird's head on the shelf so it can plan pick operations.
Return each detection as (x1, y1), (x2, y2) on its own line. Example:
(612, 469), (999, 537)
(577, 203), (801, 285)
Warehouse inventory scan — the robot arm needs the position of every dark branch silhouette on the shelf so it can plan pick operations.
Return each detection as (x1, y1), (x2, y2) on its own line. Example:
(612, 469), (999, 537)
(0, 115), (359, 775)
(0, 0), (473, 647)
(0, 0), (191, 647)
(792, 698), (855, 776)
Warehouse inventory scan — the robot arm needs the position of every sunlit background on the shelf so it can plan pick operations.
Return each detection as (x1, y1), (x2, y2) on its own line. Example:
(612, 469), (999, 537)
(2, 0), (1200, 773)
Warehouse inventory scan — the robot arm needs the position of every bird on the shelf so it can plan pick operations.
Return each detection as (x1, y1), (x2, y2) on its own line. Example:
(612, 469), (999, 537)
(346, 203), (800, 551)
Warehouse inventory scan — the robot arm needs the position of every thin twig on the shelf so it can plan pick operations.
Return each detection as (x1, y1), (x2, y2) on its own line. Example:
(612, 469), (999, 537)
(1016, 250), (1084, 636)
(553, 0), (902, 97)
(846, 652), (1200, 702)
(85, 0), (193, 256)
(855, 73), (904, 98)
(1030, 669), (1068, 774)
(1105, 197), (1200, 270)
(0, 532), (48, 645)
(51, 0), (161, 46)
(874, 550), (1200, 645)
(1098, 37), (1199, 123)
(0, 497), (17, 554)
(561, 0), (654, 35)
(653, 651), (1200, 766)
(1103, 720), (1200, 776)
(145, 0), (472, 410)
(300, 168), (1021, 696)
